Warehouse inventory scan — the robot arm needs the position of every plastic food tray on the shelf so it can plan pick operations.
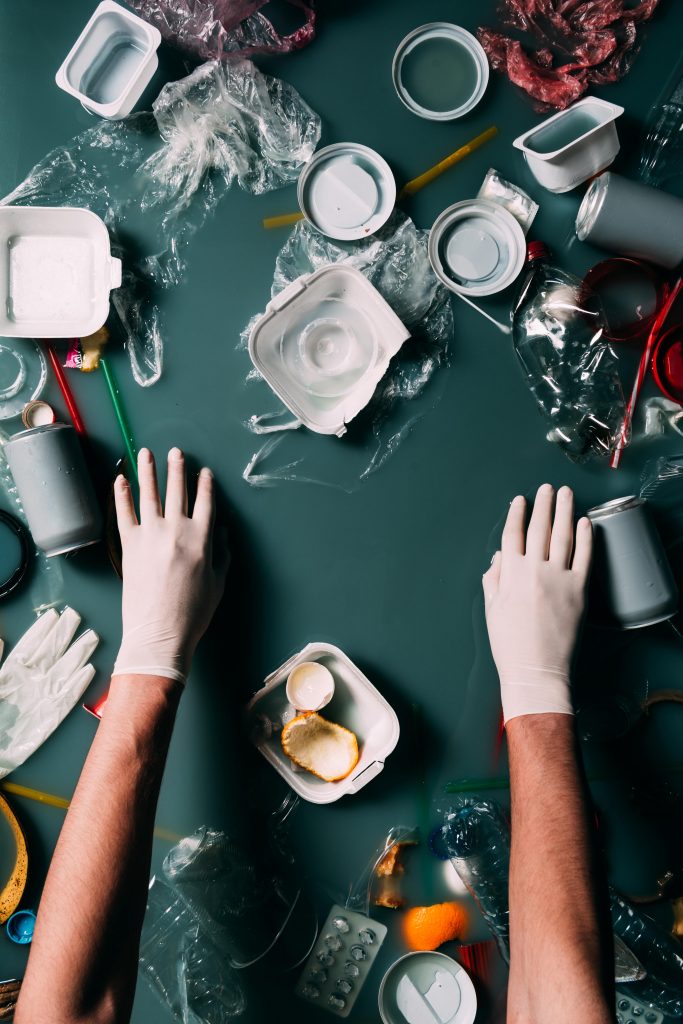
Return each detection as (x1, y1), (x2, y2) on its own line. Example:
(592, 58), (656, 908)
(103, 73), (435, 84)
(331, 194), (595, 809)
(0, 206), (121, 338)
(246, 643), (400, 804)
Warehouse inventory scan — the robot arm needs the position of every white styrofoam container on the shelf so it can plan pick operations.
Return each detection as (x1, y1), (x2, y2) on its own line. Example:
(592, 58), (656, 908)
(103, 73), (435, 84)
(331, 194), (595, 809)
(0, 206), (122, 338)
(55, 0), (161, 120)
(248, 264), (411, 437)
(246, 643), (400, 804)
(513, 97), (623, 194)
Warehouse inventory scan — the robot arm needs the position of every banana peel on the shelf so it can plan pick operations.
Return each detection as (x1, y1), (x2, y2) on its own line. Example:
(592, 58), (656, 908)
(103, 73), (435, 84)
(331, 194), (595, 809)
(0, 793), (27, 924)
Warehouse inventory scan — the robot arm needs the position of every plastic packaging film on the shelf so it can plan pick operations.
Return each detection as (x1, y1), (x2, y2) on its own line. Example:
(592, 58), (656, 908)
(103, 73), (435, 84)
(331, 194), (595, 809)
(0, 60), (321, 387)
(512, 253), (626, 462)
(139, 877), (247, 1023)
(126, 0), (315, 62)
(478, 0), (661, 113)
(241, 211), (454, 490)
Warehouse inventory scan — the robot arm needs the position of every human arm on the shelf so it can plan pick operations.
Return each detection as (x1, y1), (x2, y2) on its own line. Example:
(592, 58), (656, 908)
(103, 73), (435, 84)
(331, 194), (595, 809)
(15, 447), (229, 1024)
(483, 484), (614, 1024)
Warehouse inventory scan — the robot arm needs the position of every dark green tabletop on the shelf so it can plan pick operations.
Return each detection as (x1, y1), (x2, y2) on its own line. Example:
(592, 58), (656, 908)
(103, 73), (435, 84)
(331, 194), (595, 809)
(2, 1), (683, 1020)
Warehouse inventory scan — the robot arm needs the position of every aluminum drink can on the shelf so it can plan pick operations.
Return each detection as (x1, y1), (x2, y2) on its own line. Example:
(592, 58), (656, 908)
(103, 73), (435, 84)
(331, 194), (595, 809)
(4, 423), (102, 556)
(587, 495), (678, 628)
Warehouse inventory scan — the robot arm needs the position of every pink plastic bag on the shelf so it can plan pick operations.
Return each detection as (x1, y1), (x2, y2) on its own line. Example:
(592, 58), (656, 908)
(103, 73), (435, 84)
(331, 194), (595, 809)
(128, 0), (315, 60)
(478, 0), (660, 111)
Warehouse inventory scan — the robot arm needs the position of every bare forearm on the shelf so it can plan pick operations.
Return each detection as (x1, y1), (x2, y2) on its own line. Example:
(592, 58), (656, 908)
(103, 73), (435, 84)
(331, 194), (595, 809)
(506, 714), (613, 1024)
(16, 674), (181, 1024)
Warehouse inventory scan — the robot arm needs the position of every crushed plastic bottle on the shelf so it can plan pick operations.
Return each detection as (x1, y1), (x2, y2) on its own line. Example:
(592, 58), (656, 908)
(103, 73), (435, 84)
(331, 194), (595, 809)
(639, 64), (683, 186)
(441, 799), (511, 963)
(511, 241), (625, 462)
(611, 889), (683, 1017)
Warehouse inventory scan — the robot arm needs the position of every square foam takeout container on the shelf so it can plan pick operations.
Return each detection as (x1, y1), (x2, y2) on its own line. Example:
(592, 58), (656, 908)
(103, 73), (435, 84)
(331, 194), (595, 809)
(0, 206), (121, 339)
(246, 643), (400, 804)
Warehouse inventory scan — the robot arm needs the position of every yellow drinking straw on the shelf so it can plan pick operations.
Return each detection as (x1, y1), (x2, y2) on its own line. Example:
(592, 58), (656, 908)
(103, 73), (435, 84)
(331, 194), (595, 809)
(398, 125), (498, 199)
(262, 125), (498, 228)
(1, 781), (181, 842)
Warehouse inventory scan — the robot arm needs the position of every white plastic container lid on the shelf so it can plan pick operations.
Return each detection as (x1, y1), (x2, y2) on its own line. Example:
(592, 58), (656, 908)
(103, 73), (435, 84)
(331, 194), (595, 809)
(379, 952), (477, 1024)
(298, 144), (396, 240)
(392, 23), (489, 121)
(248, 264), (410, 436)
(246, 642), (400, 805)
(55, 0), (161, 120)
(428, 199), (526, 296)
(0, 206), (122, 339)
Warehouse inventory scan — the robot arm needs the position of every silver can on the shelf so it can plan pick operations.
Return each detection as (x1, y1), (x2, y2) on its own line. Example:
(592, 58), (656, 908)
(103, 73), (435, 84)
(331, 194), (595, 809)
(576, 172), (683, 270)
(4, 423), (102, 556)
(587, 495), (678, 629)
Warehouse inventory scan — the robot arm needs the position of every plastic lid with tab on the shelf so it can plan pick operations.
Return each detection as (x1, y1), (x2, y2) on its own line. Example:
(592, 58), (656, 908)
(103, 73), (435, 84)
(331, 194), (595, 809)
(298, 144), (396, 241)
(428, 199), (526, 296)
(379, 952), (477, 1024)
(248, 264), (410, 436)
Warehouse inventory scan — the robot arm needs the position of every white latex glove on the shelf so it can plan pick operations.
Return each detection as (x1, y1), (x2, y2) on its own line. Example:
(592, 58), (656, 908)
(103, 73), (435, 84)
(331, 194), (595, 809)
(113, 448), (230, 684)
(0, 607), (99, 778)
(482, 484), (592, 724)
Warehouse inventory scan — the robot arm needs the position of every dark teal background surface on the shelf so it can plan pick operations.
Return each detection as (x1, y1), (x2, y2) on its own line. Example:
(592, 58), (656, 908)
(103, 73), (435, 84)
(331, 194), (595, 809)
(2, 1), (683, 1020)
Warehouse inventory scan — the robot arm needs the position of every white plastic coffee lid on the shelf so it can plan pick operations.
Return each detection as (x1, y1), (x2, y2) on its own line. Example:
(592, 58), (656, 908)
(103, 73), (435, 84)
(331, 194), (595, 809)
(392, 23), (489, 121)
(428, 199), (526, 296)
(379, 952), (477, 1024)
(298, 144), (396, 240)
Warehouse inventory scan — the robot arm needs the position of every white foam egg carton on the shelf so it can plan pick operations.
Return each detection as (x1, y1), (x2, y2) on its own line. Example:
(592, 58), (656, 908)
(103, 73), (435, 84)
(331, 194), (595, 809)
(246, 642), (400, 804)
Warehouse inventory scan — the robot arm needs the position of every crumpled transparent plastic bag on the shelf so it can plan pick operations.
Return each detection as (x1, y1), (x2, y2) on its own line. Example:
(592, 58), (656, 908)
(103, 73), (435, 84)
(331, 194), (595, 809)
(128, 0), (315, 61)
(241, 211), (454, 489)
(139, 877), (246, 1023)
(1, 60), (320, 387)
(512, 257), (626, 461)
(162, 826), (301, 968)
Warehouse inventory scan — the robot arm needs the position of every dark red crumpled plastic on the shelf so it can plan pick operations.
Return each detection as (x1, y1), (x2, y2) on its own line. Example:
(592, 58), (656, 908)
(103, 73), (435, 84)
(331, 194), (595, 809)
(478, 0), (660, 111)
(128, 0), (315, 61)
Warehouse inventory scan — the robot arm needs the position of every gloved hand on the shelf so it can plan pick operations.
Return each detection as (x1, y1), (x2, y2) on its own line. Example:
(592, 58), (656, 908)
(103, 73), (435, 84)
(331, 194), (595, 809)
(113, 448), (230, 684)
(0, 607), (99, 778)
(482, 484), (592, 724)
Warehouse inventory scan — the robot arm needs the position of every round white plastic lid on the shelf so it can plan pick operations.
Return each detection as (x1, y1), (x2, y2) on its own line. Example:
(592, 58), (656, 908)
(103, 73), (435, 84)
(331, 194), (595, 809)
(429, 199), (527, 296)
(379, 951), (477, 1024)
(298, 143), (396, 241)
(392, 23), (489, 121)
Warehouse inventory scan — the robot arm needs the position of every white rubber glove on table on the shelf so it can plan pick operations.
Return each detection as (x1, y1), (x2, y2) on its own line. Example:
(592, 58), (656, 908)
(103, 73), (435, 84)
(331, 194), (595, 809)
(482, 484), (592, 724)
(0, 607), (98, 778)
(113, 447), (229, 684)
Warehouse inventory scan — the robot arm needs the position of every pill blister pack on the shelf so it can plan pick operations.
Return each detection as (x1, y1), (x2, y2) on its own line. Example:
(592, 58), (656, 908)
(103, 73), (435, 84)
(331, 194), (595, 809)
(616, 993), (663, 1024)
(295, 904), (387, 1017)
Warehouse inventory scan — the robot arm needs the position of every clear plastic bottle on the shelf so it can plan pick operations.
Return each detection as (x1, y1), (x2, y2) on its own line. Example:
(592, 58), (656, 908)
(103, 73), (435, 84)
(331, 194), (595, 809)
(639, 70), (683, 186)
(511, 242), (624, 463)
(441, 799), (511, 962)
(611, 888), (683, 1017)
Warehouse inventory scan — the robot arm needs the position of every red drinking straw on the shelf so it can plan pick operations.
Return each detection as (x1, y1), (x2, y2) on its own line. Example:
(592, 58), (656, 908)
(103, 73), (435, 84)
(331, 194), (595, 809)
(46, 343), (86, 436)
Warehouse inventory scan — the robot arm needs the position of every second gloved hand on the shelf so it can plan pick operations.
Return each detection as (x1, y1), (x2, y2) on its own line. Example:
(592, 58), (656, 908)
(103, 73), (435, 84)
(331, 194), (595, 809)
(482, 484), (592, 724)
(113, 448), (230, 684)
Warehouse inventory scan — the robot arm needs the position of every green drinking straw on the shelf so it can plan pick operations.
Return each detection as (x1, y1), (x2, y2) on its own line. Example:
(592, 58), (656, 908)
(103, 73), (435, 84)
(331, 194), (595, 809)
(100, 356), (138, 484)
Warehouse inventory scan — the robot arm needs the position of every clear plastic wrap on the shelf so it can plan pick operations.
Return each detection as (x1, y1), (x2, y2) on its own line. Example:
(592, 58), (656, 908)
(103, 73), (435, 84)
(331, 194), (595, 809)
(139, 877), (246, 1023)
(478, 0), (660, 112)
(512, 250), (625, 462)
(241, 212), (453, 489)
(127, 0), (315, 61)
(1, 60), (321, 387)
(161, 826), (301, 968)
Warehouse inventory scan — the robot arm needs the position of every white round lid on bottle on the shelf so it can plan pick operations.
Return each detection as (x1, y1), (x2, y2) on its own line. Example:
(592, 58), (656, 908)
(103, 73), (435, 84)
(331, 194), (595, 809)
(298, 143), (396, 241)
(428, 199), (527, 296)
